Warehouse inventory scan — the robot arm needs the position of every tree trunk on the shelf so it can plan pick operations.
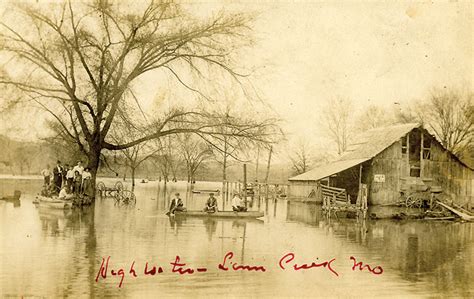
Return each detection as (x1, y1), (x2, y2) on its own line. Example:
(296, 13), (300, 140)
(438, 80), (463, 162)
(222, 154), (227, 181)
(131, 167), (136, 192)
(255, 146), (260, 182)
(264, 146), (273, 184)
(87, 147), (101, 202)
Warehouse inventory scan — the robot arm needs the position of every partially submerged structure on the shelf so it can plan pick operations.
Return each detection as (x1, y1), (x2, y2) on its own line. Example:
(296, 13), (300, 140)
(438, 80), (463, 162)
(288, 123), (474, 209)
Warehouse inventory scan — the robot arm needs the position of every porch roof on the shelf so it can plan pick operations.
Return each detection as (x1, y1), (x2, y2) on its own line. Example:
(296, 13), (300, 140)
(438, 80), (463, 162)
(288, 158), (368, 181)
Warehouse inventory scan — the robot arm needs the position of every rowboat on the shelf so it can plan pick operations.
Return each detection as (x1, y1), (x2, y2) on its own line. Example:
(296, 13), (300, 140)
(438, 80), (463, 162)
(34, 195), (73, 209)
(172, 210), (264, 219)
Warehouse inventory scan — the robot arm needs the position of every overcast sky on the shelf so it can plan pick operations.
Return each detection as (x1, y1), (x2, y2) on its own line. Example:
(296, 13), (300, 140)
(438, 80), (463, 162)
(0, 1), (472, 152)
(251, 1), (472, 141)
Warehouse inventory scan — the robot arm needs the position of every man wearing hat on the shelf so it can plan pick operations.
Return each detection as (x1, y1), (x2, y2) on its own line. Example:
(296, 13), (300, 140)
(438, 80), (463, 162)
(167, 193), (185, 216)
(203, 193), (218, 213)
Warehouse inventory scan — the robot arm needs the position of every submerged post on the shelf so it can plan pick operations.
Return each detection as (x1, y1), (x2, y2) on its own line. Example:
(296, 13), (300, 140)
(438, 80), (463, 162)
(222, 180), (225, 210)
(226, 181), (229, 201)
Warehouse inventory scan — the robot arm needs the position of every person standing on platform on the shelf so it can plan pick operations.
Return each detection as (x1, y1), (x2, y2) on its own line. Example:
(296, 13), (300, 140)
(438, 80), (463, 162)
(52, 160), (63, 193)
(41, 165), (51, 186)
(72, 160), (84, 176)
(66, 165), (75, 188)
(82, 167), (92, 196)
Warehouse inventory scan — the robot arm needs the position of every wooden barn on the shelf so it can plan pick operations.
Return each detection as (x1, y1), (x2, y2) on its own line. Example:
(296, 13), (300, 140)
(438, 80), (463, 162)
(288, 123), (474, 209)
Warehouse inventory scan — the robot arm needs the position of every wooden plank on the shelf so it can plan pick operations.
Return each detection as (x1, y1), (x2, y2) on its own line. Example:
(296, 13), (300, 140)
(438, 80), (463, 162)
(436, 201), (474, 221)
(321, 189), (346, 196)
(321, 193), (346, 201)
(423, 217), (456, 221)
(321, 185), (346, 192)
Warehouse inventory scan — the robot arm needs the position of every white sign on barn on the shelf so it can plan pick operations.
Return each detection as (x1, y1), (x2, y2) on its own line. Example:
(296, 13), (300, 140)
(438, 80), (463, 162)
(374, 174), (385, 183)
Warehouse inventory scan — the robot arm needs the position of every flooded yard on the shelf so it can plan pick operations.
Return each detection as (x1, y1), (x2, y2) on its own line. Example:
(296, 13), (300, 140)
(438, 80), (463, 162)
(1, 177), (473, 298)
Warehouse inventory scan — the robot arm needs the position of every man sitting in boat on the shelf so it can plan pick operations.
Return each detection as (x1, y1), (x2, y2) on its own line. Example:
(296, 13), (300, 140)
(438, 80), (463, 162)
(167, 193), (185, 215)
(39, 182), (57, 197)
(58, 186), (74, 201)
(232, 193), (247, 212)
(203, 193), (218, 213)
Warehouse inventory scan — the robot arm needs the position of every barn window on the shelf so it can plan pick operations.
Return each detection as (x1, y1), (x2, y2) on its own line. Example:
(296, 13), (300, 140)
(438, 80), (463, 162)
(401, 136), (407, 154)
(422, 134), (431, 160)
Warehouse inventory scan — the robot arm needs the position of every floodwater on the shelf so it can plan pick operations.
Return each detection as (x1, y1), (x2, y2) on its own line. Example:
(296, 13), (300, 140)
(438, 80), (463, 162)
(1, 177), (473, 298)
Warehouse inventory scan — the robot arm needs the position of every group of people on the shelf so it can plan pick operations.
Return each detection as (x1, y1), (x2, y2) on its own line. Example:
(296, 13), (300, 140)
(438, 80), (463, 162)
(166, 191), (247, 216)
(40, 160), (93, 200)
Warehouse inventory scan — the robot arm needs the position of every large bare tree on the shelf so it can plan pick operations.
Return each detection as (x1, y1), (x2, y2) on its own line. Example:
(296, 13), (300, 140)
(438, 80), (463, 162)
(321, 97), (353, 155)
(355, 105), (394, 131)
(0, 0), (266, 198)
(419, 88), (473, 158)
(289, 140), (313, 175)
(177, 133), (211, 183)
(107, 111), (161, 191)
(202, 107), (279, 182)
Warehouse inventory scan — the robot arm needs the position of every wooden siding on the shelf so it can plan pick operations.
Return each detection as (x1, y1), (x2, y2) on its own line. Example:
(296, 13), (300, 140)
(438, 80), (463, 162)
(367, 133), (474, 208)
(287, 181), (320, 201)
(288, 127), (473, 208)
(365, 142), (404, 205)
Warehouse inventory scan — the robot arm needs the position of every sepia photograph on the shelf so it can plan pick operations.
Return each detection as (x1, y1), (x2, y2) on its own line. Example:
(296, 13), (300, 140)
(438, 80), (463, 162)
(0, 0), (473, 298)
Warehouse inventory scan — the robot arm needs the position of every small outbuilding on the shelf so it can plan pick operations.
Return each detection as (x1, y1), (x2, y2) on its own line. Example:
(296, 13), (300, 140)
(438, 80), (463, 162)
(288, 123), (474, 209)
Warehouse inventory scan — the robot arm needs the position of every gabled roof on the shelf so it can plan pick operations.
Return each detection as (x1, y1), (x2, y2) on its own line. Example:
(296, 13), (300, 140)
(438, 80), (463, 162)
(289, 123), (420, 181)
(339, 123), (419, 161)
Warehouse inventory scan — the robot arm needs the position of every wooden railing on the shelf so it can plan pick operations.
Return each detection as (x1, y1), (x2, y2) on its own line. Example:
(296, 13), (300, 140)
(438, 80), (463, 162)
(322, 183), (368, 219)
(321, 184), (349, 205)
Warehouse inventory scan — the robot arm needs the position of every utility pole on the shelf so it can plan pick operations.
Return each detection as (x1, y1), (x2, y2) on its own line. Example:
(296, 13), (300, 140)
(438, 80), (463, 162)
(243, 163), (247, 208)
(264, 146), (273, 199)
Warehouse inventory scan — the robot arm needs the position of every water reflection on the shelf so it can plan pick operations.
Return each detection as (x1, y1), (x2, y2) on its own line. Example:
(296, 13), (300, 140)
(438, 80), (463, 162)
(285, 201), (474, 297)
(168, 215), (185, 233)
(0, 198), (21, 207)
(0, 179), (473, 297)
